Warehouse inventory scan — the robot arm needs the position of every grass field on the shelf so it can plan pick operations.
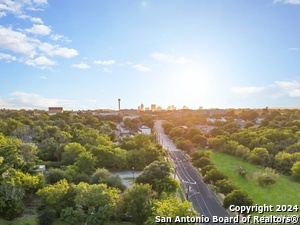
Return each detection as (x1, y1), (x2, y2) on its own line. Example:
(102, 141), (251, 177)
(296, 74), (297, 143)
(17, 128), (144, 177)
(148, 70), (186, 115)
(210, 151), (300, 216)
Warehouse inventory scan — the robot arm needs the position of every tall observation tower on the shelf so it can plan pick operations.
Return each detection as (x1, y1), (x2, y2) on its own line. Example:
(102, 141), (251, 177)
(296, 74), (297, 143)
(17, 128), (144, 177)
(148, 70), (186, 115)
(118, 98), (121, 111)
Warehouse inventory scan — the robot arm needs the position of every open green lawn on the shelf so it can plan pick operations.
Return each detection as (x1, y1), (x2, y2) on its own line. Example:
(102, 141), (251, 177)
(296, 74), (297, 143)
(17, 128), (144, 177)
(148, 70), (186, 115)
(210, 151), (300, 216)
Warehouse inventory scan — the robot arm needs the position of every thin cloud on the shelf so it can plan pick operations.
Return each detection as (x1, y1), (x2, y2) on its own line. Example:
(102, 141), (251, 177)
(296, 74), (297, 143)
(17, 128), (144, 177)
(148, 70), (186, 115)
(87, 99), (97, 103)
(31, 17), (43, 24)
(38, 42), (78, 58)
(0, 26), (36, 58)
(0, 52), (17, 62)
(94, 60), (115, 66)
(288, 47), (300, 51)
(274, 0), (300, 4)
(151, 52), (173, 62)
(39, 75), (47, 79)
(0, 12), (6, 18)
(103, 68), (111, 73)
(0, 1), (78, 69)
(0, 0), (48, 16)
(71, 62), (90, 69)
(25, 24), (51, 35)
(132, 64), (151, 72)
(0, 91), (76, 110)
(0, 26), (78, 65)
(26, 56), (56, 69)
(231, 80), (300, 98)
(151, 52), (189, 64)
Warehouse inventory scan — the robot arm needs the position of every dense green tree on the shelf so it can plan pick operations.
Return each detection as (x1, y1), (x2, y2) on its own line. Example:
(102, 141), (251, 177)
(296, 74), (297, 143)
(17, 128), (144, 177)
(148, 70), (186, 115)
(169, 127), (185, 140)
(192, 157), (212, 168)
(210, 128), (225, 137)
(74, 151), (96, 176)
(191, 134), (207, 147)
(191, 150), (211, 161)
(244, 122), (254, 129)
(223, 190), (253, 215)
(38, 138), (59, 161)
(37, 206), (56, 225)
(91, 168), (126, 191)
(61, 182), (119, 225)
(208, 136), (226, 150)
(0, 145), (24, 176)
(119, 183), (153, 225)
(249, 147), (270, 166)
(203, 169), (227, 184)
(12, 124), (33, 143)
(136, 161), (175, 195)
(147, 197), (197, 225)
(235, 145), (250, 160)
(133, 133), (152, 149)
(37, 179), (75, 214)
(175, 138), (194, 154)
(215, 179), (238, 195)
(61, 142), (86, 165)
(161, 121), (175, 135)
(0, 183), (25, 220)
(238, 109), (259, 121)
(221, 140), (239, 155)
(286, 142), (300, 153)
(184, 127), (203, 140)
(200, 165), (216, 176)
(291, 161), (300, 182)
(9, 171), (45, 203)
(20, 143), (38, 163)
(222, 122), (241, 134)
(47, 168), (72, 184)
(274, 152), (294, 174)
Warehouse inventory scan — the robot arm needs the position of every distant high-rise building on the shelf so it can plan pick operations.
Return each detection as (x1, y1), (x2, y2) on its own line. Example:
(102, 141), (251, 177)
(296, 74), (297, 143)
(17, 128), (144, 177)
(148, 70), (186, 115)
(141, 103), (144, 110)
(151, 104), (156, 111)
(118, 98), (121, 111)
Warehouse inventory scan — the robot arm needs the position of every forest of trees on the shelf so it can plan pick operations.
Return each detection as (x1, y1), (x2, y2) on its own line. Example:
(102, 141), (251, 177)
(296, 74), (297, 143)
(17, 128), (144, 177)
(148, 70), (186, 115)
(0, 110), (195, 225)
(1, 108), (300, 224)
(162, 108), (300, 181)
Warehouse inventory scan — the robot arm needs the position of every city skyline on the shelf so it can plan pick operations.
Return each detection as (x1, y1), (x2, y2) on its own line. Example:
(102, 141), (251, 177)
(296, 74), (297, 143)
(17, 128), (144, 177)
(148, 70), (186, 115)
(1, 0), (300, 110)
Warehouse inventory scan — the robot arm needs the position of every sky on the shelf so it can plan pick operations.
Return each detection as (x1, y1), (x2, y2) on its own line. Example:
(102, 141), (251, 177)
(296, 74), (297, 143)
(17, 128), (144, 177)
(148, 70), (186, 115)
(0, 0), (300, 110)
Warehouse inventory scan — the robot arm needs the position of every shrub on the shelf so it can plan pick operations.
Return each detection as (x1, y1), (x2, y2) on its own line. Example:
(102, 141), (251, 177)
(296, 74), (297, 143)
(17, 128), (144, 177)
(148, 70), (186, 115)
(47, 168), (72, 184)
(203, 168), (227, 184)
(192, 157), (212, 168)
(37, 207), (56, 225)
(201, 165), (216, 176)
(254, 168), (278, 187)
(215, 179), (238, 195)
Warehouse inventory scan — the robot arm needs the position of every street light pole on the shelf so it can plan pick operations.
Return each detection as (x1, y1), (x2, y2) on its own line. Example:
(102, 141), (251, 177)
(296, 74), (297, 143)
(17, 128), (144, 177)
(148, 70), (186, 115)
(132, 167), (135, 184)
(186, 183), (190, 200)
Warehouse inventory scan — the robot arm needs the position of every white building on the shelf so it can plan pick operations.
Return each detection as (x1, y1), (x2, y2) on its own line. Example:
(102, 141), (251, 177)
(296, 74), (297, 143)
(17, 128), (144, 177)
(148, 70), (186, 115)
(138, 126), (151, 135)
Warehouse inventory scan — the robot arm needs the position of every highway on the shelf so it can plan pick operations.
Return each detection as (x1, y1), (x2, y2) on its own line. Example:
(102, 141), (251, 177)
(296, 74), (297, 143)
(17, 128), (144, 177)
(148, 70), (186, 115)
(154, 120), (233, 225)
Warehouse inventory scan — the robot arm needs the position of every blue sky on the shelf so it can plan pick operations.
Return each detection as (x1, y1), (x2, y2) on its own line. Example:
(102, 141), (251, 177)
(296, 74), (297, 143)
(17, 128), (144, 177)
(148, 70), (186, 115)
(0, 0), (300, 110)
